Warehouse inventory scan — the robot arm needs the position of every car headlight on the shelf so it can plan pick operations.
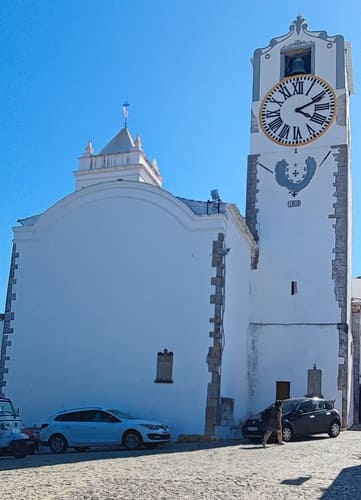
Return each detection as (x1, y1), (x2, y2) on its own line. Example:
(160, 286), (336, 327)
(140, 424), (166, 431)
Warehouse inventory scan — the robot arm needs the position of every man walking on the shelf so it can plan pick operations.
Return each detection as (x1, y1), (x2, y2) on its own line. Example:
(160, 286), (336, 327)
(262, 400), (284, 447)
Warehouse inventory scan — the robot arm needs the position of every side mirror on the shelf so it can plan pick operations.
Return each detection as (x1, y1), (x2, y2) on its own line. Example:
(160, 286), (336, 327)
(294, 409), (303, 416)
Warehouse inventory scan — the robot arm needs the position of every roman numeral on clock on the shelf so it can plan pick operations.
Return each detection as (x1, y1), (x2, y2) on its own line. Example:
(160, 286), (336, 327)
(278, 124), (290, 139)
(292, 81), (304, 95)
(314, 102), (330, 111)
(278, 85), (292, 100)
(306, 124), (316, 136)
(293, 126), (302, 141)
(310, 112), (327, 125)
(305, 78), (316, 96)
(269, 98), (283, 106)
(268, 117), (283, 132)
(264, 109), (281, 119)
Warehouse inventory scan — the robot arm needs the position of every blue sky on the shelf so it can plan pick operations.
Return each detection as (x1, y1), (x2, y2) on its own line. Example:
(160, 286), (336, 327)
(0, 0), (360, 307)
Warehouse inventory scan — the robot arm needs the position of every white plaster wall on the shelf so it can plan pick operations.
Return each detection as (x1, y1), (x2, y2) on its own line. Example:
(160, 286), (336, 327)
(6, 181), (229, 437)
(220, 211), (252, 423)
(75, 164), (160, 190)
(249, 145), (341, 324)
(247, 144), (347, 417)
(352, 278), (361, 300)
(247, 324), (342, 415)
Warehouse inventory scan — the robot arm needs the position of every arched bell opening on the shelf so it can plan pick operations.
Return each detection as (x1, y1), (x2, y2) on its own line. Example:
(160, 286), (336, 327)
(282, 45), (313, 78)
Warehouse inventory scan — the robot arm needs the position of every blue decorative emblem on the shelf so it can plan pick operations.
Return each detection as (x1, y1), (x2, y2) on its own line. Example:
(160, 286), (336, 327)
(275, 156), (317, 196)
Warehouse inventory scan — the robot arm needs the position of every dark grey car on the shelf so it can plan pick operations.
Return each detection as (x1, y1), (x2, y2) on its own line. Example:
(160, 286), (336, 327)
(242, 397), (341, 443)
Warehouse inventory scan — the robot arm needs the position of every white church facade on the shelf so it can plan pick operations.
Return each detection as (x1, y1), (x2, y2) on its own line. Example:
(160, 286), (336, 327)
(0, 123), (258, 438)
(1, 17), (360, 438)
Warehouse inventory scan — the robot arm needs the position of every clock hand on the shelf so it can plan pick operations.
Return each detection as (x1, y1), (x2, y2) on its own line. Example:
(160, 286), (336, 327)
(295, 93), (325, 113)
(295, 109), (312, 118)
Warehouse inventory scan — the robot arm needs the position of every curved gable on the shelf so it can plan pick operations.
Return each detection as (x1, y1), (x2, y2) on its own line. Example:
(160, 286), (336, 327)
(16, 181), (226, 237)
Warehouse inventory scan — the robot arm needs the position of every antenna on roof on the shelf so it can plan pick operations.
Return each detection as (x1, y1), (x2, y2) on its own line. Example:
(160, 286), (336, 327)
(122, 102), (130, 128)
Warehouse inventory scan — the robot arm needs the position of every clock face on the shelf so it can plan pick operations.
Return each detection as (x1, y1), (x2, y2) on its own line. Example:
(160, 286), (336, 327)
(260, 74), (337, 147)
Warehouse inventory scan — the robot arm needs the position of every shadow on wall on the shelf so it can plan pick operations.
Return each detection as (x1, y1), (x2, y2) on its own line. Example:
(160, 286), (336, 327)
(320, 465), (361, 499)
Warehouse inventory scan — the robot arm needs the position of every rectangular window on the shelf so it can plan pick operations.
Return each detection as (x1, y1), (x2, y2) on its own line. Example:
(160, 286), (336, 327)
(155, 349), (173, 383)
(291, 281), (298, 295)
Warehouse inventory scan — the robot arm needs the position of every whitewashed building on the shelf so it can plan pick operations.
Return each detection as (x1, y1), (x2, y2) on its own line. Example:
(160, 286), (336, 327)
(1, 16), (359, 437)
(0, 124), (257, 438)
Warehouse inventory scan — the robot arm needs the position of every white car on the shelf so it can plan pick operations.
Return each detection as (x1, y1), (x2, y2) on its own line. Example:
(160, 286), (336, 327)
(39, 407), (171, 453)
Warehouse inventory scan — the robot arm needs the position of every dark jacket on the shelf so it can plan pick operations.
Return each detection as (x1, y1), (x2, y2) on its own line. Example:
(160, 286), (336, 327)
(263, 405), (281, 430)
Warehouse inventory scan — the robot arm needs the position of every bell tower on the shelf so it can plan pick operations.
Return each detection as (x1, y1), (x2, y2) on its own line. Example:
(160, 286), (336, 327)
(246, 16), (354, 424)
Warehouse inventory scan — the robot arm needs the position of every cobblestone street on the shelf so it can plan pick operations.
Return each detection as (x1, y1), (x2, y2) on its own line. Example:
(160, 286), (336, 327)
(1, 430), (361, 499)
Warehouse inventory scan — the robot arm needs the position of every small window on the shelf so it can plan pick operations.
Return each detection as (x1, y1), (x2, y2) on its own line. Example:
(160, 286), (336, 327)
(325, 401), (333, 410)
(312, 400), (323, 411)
(155, 349), (173, 383)
(55, 411), (87, 422)
(291, 281), (298, 295)
(87, 410), (117, 423)
(99, 411), (118, 423)
(299, 400), (313, 413)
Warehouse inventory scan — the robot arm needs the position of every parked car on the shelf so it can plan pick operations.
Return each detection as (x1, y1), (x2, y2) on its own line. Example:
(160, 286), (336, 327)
(0, 397), (39, 458)
(242, 397), (341, 443)
(39, 406), (171, 453)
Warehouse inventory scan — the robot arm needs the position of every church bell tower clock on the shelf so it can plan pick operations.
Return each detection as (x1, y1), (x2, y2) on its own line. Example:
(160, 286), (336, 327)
(246, 16), (354, 425)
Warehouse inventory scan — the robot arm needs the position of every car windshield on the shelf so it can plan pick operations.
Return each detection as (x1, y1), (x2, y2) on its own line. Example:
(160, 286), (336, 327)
(0, 400), (17, 416)
(107, 409), (134, 419)
(281, 400), (301, 414)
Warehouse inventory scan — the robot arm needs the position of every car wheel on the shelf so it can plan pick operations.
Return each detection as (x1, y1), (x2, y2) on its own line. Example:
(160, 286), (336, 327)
(10, 440), (28, 459)
(49, 434), (68, 454)
(123, 430), (143, 450)
(328, 421), (341, 438)
(75, 447), (89, 452)
(282, 424), (293, 442)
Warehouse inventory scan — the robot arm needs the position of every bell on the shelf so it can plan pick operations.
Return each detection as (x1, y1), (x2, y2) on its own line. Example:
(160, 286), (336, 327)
(289, 56), (307, 76)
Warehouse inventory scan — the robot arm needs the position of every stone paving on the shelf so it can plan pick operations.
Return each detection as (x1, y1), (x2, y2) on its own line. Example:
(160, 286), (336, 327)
(1, 431), (361, 499)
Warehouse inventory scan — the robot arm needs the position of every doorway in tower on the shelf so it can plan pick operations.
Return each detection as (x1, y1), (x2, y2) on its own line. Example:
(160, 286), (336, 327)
(276, 381), (290, 400)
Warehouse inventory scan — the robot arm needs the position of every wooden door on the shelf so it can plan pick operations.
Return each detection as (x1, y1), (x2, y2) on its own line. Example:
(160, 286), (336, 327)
(276, 381), (290, 400)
